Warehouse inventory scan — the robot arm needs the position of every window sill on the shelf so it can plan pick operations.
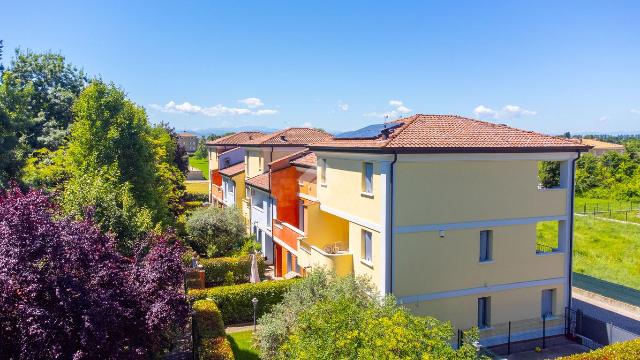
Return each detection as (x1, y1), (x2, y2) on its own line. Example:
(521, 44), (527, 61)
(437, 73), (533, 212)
(536, 251), (562, 256)
(360, 259), (374, 268)
(360, 192), (374, 199)
(478, 260), (494, 265)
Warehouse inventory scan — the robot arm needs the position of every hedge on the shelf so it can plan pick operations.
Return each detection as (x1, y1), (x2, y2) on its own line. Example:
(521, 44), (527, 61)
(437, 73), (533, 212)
(189, 279), (298, 324)
(199, 255), (266, 286)
(193, 300), (233, 360)
(559, 339), (640, 359)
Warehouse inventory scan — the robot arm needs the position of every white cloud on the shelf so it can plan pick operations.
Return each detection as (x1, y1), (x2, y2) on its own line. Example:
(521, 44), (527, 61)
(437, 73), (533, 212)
(631, 109), (640, 115)
(238, 97), (264, 108)
(149, 98), (277, 117)
(473, 104), (537, 120)
(599, 116), (609, 122)
(338, 102), (349, 111)
(302, 121), (313, 127)
(364, 100), (412, 118)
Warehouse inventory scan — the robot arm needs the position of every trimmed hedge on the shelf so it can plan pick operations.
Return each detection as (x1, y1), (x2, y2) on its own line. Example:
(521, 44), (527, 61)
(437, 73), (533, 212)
(193, 300), (233, 360)
(189, 279), (298, 324)
(559, 339), (640, 359)
(199, 255), (266, 286)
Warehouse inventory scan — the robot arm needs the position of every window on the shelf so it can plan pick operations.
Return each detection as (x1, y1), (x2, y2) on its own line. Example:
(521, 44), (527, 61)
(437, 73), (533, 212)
(362, 230), (372, 262)
(479, 230), (493, 262)
(541, 289), (555, 318)
(224, 158), (230, 167)
(536, 221), (560, 253)
(287, 252), (292, 273)
(478, 297), (491, 329)
(538, 161), (562, 189)
(298, 200), (305, 232)
(363, 162), (373, 193)
(320, 159), (327, 184)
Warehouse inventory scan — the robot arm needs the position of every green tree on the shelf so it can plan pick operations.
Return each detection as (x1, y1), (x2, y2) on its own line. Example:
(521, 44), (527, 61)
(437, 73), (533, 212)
(256, 269), (480, 360)
(194, 136), (208, 159)
(0, 106), (20, 187)
(185, 206), (246, 257)
(538, 161), (560, 188)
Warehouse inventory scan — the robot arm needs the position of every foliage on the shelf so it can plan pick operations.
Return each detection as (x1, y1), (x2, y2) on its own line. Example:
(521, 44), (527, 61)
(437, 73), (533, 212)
(156, 121), (189, 175)
(150, 124), (187, 216)
(194, 136), (208, 159)
(0, 186), (189, 359)
(200, 337), (235, 360)
(186, 206), (246, 257)
(255, 269), (479, 360)
(188, 279), (298, 325)
(575, 150), (640, 200)
(538, 161), (560, 188)
(194, 300), (226, 339)
(558, 338), (640, 359)
(0, 106), (20, 187)
(198, 255), (266, 286)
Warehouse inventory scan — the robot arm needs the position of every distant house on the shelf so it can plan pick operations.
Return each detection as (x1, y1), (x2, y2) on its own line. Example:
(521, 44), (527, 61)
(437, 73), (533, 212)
(580, 138), (625, 156)
(177, 132), (199, 153)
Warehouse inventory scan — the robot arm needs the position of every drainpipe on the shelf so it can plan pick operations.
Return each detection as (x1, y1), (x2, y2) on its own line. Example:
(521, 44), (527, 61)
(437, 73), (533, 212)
(389, 152), (398, 294)
(568, 152), (580, 309)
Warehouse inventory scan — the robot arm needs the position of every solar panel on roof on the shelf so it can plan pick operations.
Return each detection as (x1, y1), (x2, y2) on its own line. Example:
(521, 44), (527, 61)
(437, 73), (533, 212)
(336, 122), (404, 139)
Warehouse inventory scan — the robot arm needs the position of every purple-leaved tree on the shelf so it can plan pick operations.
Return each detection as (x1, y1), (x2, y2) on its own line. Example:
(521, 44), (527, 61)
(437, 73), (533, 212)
(0, 186), (189, 359)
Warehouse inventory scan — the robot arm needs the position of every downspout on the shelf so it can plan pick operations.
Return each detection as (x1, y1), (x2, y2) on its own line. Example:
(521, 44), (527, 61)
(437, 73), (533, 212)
(389, 152), (398, 294)
(568, 152), (580, 309)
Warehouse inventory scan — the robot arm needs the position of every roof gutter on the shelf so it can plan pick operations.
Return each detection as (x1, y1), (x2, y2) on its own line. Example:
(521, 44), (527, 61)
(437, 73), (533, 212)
(568, 152), (580, 309)
(388, 151), (398, 295)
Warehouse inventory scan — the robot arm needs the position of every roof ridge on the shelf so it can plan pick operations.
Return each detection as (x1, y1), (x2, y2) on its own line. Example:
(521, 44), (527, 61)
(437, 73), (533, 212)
(380, 114), (421, 147)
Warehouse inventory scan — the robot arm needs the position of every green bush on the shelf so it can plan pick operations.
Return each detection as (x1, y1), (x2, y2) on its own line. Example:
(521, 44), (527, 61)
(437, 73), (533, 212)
(559, 338), (640, 359)
(193, 299), (226, 339)
(193, 300), (233, 360)
(200, 336), (234, 360)
(189, 279), (298, 325)
(186, 206), (246, 257)
(199, 255), (266, 286)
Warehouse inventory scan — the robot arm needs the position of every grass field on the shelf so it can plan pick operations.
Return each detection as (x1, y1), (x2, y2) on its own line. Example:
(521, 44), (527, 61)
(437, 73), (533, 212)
(227, 331), (259, 360)
(188, 155), (209, 179)
(538, 215), (640, 290)
(185, 181), (208, 195)
(575, 196), (640, 224)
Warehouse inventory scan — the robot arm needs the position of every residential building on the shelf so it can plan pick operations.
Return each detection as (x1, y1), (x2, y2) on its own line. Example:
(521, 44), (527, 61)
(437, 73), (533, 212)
(579, 138), (625, 156)
(238, 128), (333, 266)
(177, 132), (199, 153)
(303, 114), (590, 346)
(206, 132), (265, 205)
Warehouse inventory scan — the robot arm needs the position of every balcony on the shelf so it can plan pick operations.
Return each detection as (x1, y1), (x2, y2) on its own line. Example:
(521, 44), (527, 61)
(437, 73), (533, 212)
(211, 184), (224, 203)
(272, 219), (302, 251)
(297, 240), (353, 276)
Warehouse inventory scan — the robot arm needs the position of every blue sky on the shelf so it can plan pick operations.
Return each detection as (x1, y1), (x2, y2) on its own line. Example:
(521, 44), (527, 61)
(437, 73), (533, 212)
(2, 1), (639, 134)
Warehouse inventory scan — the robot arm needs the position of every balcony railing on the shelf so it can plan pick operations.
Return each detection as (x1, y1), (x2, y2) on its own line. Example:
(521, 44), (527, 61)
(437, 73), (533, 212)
(211, 184), (223, 203)
(297, 239), (353, 276)
(273, 219), (303, 251)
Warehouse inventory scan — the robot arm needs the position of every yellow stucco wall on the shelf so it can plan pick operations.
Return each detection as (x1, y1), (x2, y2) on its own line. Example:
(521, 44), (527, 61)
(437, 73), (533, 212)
(306, 203), (349, 250)
(395, 160), (566, 226)
(231, 172), (246, 210)
(409, 284), (565, 331)
(393, 224), (566, 297)
(245, 147), (305, 179)
(208, 148), (219, 172)
(316, 157), (382, 224)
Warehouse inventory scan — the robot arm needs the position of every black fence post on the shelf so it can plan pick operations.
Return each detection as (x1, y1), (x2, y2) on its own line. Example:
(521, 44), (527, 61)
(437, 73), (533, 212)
(507, 321), (511, 355)
(457, 329), (462, 349)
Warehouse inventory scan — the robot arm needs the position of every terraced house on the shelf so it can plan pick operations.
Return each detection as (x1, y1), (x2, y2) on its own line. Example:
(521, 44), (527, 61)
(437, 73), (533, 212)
(304, 114), (589, 346)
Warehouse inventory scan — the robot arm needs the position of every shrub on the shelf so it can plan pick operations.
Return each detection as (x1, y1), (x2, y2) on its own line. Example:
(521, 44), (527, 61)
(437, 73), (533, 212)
(199, 255), (266, 286)
(193, 300), (233, 360)
(193, 300), (226, 339)
(558, 338), (640, 359)
(200, 337), (234, 360)
(186, 206), (246, 257)
(189, 279), (298, 324)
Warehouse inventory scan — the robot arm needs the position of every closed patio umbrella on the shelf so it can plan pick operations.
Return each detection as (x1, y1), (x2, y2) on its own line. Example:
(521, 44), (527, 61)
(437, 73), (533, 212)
(250, 253), (260, 283)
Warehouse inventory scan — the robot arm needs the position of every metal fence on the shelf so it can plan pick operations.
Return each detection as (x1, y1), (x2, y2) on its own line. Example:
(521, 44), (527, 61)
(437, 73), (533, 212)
(565, 307), (639, 349)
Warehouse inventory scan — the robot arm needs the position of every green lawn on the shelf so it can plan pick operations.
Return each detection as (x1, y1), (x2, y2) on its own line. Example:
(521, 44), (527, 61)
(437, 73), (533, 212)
(227, 331), (260, 360)
(575, 196), (640, 224)
(189, 155), (209, 179)
(538, 215), (640, 290)
(185, 181), (209, 195)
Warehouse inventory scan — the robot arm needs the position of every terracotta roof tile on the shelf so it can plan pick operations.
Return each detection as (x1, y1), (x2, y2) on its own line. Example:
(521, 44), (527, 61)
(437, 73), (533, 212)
(580, 138), (624, 150)
(240, 128), (332, 146)
(291, 152), (317, 168)
(246, 172), (270, 191)
(219, 162), (245, 177)
(310, 114), (590, 153)
(207, 132), (266, 146)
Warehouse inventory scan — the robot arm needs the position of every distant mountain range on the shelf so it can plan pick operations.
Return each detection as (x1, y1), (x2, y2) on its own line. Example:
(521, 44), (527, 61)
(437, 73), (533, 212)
(176, 126), (280, 137)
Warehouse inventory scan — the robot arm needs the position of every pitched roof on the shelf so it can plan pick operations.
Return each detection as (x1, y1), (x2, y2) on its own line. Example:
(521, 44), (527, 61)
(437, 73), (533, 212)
(245, 172), (270, 192)
(310, 114), (590, 153)
(240, 128), (332, 147)
(580, 138), (625, 150)
(291, 152), (317, 168)
(207, 132), (266, 146)
(219, 162), (245, 177)
(178, 132), (198, 138)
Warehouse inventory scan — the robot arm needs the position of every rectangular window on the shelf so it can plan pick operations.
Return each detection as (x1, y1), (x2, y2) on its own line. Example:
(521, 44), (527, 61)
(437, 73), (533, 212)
(479, 230), (493, 262)
(478, 297), (491, 329)
(362, 230), (372, 262)
(363, 162), (373, 193)
(536, 221), (560, 253)
(320, 159), (327, 184)
(267, 199), (272, 224)
(298, 200), (305, 232)
(541, 289), (555, 318)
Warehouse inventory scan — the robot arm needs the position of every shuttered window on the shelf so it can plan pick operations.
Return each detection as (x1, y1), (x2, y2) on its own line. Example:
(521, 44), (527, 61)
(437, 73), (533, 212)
(478, 297), (491, 329)
(479, 230), (493, 262)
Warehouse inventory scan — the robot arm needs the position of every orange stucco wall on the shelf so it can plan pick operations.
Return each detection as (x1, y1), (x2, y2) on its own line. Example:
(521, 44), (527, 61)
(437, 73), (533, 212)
(271, 166), (300, 228)
(211, 170), (222, 187)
